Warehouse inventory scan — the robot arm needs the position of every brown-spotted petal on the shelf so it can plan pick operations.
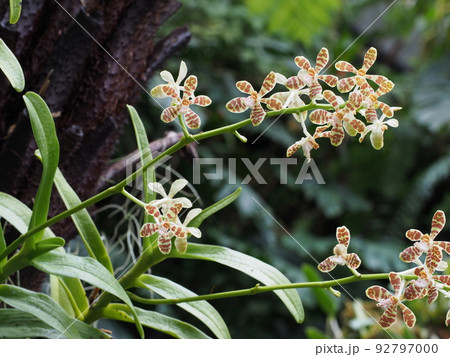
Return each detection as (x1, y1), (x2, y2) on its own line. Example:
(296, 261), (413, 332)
(365, 74), (388, 86)
(389, 272), (403, 295)
(285, 75), (305, 90)
(335, 61), (357, 74)
(166, 202), (183, 220)
(161, 106), (179, 123)
(184, 109), (201, 129)
(250, 101), (266, 126)
(145, 204), (162, 219)
(315, 48), (329, 72)
(399, 303), (416, 328)
(378, 102), (394, 117)
(158, 233), (172, 254)
(399, 245), (423, 263)
(140, 223), (159, 237)
(192, 95), (212, 107)
(261, 97), (283, 111)
(226, 97), (249, 113)
(345, 253), (361, 269)
(236, 80), (255, 94)
(317, 256), (338, 272)
(310, 109), (331, 125)
(169, 222), (188, 239)
(362, 47), (377, 72)
(403, 284), (425, 301)
(431, 210), (446, 239)
(436, 241), (450, 255)
(318, 75), (338, 87)
(425, 245), (442, 273)
(330, 123), (345, 147)
(295, 56), (311, 71)
(337, 77), (357, 93)
(433, 275), (450, 287)
(405, 229), (423, 241)
(259, 71), (277, 97)
(308, 81), (323, 99)
(379, 304), (398, 328)
(323, 90), (340, 111)
(366, 286), (391, 302)
(336, 226), (350, 247)
(427, 286), (439, 304)
(183, 75), (198, 97)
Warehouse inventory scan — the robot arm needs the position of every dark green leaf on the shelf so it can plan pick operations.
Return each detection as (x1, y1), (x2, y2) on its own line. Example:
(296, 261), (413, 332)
(304, 326), (329, 339)
(139, 274), (230, 338)
(8, 0), (22, 24)
(171, 243), (304, 323)
(0, 309), (109, 339)
(103, 304), (211, 339)
(127, 105), (156, 250)
(189, 187), (242, 228)
(0, 285), (108, 338)
(302, 263), (339, 316)
(0, 38), (24, 91)
(23, 92), (60, 242)
(0, 192), (54, 239)
(32, 250), (144, 338)
(0, 221), (5, 266)
(53, 166), (113, 272)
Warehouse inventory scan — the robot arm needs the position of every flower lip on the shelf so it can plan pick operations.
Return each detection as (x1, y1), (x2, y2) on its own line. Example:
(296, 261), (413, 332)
(333, 243), (347, 256)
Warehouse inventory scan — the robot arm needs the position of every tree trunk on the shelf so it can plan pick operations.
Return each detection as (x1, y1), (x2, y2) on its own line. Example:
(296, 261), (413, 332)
(0, 0), (190, 289)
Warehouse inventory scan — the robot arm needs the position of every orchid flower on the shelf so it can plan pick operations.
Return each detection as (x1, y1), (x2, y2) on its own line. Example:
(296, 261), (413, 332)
(226, 72), (283, 126)
(159, 75), (212, 129)
(310, 90), (365, 146)
(358, 112), (399, 150)
(173, 208), (202, 254)
(140, 203), (188, 254)
(286, 134), (319, 162)
(317, 226), (361, 272)
(292, 48), (338, 99)
(147, 179), (192, 214)
(366, 272), (416, 328)
(356, 77), (395, 119)
(399, 210), (450, 263)
(403, 266), (450, 304)
(335, 47), (387, 93)
(150, 61), (188, 98)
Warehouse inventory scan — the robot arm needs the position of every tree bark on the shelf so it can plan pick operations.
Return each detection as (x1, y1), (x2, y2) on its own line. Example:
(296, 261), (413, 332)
(0, 0), (190, 289)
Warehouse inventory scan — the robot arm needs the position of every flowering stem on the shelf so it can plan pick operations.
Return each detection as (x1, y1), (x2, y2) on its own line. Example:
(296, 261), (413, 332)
(178, 114), (191, 139)
(127, 273), (418, 305)
(0, 101), (344, 271)
(349, 267), (361, 278)
(121, 189), (146, 208)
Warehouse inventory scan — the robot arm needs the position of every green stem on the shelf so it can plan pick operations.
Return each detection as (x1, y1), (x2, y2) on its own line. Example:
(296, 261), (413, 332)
(178, 114), (191, 139)
(127, 273), (417, 305)
(121, 189), (146, 208)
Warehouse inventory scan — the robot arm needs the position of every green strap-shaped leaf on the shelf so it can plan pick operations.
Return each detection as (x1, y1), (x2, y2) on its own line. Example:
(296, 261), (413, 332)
(171, 243), (304, 323)
(32, 250), (144, 338)
(0, 309), (109, 339)
(189, 187), (242, 228)
(102, 304), (211, 339)
(9, 0), (22, 24)
(0, 38), (24, 91)
(0, 285), (108, 338)
(302, 263), (339, 317)
(127, 105), (156, 250)
(139, 274), (230, 339)
(0, 192), (54, 239)
(53, 166), (113, 272)
(0, 221), (5, 266)
(23, 92), (60, 242)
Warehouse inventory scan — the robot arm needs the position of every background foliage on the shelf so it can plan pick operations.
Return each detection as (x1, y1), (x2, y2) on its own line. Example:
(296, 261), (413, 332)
(107, 0), (450, 338)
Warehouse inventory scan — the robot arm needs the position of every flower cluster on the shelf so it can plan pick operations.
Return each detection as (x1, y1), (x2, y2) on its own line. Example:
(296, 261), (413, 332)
(225, 47), (400, 161)
(139, 179), (202, 255)
(366, 211), (450, 328)
(151, 61), (212, 130)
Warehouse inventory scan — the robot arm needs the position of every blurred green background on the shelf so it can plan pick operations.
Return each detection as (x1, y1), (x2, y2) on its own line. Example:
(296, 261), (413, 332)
(111, 0), (450, 338)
